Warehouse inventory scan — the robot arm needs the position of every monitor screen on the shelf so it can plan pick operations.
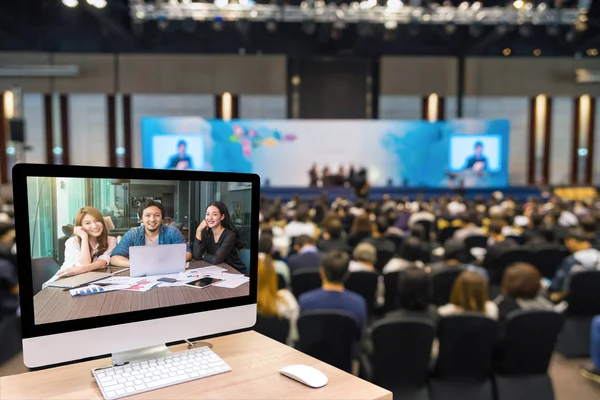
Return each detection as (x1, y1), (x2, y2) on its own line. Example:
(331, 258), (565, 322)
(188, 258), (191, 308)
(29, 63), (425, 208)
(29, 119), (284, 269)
(14, 164), (259, 367)
(448, 134), (502, 173)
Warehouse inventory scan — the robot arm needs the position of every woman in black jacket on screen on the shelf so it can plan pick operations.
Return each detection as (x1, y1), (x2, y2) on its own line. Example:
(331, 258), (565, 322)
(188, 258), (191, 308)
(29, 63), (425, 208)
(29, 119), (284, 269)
(193, 201), (246, 272)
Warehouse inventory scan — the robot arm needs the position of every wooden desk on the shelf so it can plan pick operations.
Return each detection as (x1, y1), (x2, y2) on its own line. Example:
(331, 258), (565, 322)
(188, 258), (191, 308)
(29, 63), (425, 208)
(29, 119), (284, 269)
(34, 261), (249, 325)
(0, 331), (391, 400)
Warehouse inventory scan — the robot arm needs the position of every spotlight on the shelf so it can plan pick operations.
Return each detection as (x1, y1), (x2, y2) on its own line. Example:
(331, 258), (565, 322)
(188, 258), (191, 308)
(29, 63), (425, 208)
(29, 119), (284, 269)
(182, 18), (196, 33)
(235, 20), (251, 35)
(360, 0), (377, 9)
(444, 23), (457, 35)
(266, 20), (277, 33)
(158, 17), (169, 31)
(533, 49), (541, 56)
(213, 18), (224, 32)
(519, 24), (532, 37)
(469, 24), (482, 37)
(502, 48), (511, 56)
(214, 0), (229, 8)
(62, 0), (78, 7)
(496, 24), (508, 35)
(565, 29), (576, 42)
(357, 22), (374, 37)
(302, 20), (317, 35)
(387, 0), (403, 9)
(384, 20), (398, 30)
(513, 0), (524, 9)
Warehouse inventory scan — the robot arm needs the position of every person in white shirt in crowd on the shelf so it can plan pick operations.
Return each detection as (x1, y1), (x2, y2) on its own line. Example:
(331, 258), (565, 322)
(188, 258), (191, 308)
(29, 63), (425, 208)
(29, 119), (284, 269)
(407, 202), (436, 230)
(438, 270), (499, 320)
(383, 237), (425, 274)
(452, 211), (486, 243)
(283, 206), (316, 241)
(53, 206), (117, 279)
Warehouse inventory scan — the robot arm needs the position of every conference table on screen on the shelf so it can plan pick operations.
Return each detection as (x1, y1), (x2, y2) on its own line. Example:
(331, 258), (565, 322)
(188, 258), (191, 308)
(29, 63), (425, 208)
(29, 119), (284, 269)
(33, 260), (249, 325)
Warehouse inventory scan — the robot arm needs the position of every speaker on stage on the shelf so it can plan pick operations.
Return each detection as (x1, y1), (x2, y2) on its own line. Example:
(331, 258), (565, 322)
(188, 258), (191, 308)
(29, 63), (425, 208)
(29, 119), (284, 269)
(9, 119), (25, 143)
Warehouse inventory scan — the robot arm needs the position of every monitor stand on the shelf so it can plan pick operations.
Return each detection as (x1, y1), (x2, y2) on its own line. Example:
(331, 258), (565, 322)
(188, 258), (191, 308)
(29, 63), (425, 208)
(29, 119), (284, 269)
(111, 344), (171, 365)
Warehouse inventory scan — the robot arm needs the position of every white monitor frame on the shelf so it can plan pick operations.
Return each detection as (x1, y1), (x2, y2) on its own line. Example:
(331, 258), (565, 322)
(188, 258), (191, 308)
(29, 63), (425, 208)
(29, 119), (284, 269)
(13, 164), (259, 368)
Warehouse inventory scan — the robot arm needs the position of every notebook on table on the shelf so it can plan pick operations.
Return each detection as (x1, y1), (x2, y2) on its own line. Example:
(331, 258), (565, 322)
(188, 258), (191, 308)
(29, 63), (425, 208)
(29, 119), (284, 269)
(46, 271), (113, 289)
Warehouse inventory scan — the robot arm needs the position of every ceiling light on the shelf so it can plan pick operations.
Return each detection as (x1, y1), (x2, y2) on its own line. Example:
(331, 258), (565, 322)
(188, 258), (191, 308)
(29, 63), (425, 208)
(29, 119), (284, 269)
(513, 0), (524, 9)
(62, 0), (78, 7)
(503, 48), (511, 56)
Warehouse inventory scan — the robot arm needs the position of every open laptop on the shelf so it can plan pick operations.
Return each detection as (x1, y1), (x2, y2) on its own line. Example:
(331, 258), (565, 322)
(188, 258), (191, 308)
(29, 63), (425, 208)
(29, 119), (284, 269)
(129, 243), (187, 277)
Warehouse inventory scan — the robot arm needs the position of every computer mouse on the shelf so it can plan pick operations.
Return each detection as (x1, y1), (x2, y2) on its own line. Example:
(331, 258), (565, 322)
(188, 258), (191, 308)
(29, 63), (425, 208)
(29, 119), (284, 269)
(279, 364), (328, 388)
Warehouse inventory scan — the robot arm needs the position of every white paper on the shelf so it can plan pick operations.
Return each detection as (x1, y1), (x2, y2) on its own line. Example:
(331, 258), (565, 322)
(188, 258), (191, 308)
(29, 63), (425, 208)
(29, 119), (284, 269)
(144, 272), (185, 282)
(123, 279), (158, 292)
(69, 284), (130, 297)
(179, 266), (226, 280)
(95, 276), (145, 286)
(213, 273), (249, 289)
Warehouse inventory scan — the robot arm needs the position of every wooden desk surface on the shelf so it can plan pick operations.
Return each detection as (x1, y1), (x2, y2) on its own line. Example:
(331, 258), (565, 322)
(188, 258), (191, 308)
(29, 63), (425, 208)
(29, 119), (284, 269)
(34, 261), (249, 325)
(0, 331), (391, 400)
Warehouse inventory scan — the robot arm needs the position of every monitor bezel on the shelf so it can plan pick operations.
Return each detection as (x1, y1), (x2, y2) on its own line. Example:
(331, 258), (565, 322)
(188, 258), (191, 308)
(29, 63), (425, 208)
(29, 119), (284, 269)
(13, 163), (259, 340)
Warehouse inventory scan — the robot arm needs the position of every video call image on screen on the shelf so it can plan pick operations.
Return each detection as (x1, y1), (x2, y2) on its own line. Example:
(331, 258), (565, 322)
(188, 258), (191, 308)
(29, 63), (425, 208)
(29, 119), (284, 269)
(27, 176), (252, 325)
(448, 134), (502, 173)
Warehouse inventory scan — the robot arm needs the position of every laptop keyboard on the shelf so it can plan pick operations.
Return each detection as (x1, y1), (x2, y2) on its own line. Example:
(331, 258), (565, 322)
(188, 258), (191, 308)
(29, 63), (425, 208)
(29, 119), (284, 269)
(92, 346), (231, 399)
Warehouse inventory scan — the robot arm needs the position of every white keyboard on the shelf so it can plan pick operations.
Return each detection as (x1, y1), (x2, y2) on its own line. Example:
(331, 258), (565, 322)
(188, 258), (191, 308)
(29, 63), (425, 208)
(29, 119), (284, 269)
(92, 346), (231, 399)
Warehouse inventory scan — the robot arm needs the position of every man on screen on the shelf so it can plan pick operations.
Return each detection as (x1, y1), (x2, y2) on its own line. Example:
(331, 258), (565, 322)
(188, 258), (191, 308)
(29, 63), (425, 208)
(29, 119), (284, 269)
(462, 141), (489, 173)
(165, 140), (194, 170)
(110, 200), (192, 267)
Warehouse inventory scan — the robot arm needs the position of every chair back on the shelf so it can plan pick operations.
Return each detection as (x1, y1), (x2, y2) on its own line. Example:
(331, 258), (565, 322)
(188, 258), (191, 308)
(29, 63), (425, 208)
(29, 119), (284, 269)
(436, 313), (499, 380)
(430, 268), (463, 306)
(370, 317), (436, 388)
(374, 250), (395, 273)
(564, 270), (600, 316)
(505, 235), (525, 245)
(291, 268), (322, 299)
(57, 236), (68, 265)
(277, 273), (287, 290)
(386, 235), (403, 253)
(531, 247), (569, 279)
(438, 227), (459, 246)
(383, 271), (403, 312)
(297, 310), (357, 372)
(345, 271), (379, 315)
(465, 235), (488, 249)
(31, 257), (61, 296)
(414, 220), (433, 242)
(495, 310), (564, 375)
(488, 249), (534, 286)
(254, 314), (290, 344)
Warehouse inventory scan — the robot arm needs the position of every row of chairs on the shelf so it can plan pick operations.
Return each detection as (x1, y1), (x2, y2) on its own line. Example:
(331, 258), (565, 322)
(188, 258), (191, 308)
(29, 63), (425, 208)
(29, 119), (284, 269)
(257, 309), (564, 400)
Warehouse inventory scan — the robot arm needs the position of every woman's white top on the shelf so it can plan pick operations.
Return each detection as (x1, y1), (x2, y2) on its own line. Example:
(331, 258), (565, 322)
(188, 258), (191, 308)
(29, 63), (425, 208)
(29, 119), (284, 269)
(60, 236), (118, 271)
(277, 289), (300, 346)
(437, 301), (499, 320)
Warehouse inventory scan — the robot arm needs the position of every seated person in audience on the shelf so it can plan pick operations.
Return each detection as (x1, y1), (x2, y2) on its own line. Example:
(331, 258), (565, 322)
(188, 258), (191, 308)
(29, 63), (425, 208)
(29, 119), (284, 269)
(346, 213), (372, 249)
(259, 234), (291, 286)
(384, 266), (438, 324)
(549, 227), (600, 295)
(407, 202), (436, 230)
(494, 263), (555, 321)
(284, 206), (316, 240)
(409, 224), (432, 263)
(111, 200), (192, 267)
(361, 216), (396, 255)
(299, 250), (367, 343)
(0, 224), (18, 317)
(524, 224), (556, 249)
(286, 234), (323, 273)
(193, 201), (246, 272)
(452, 211), (485, 243)
(438, 271), (499, 319)
(429, 239), (466, 274)
(257, 253), (299, 346)
(348, 243), (377, 273)
(317, 218), (352, 254)
(382, 236), (425, 274)
(581, 217), (600, 250)
(580, 315), (600, 383)
(482, 221), (519, 269)
(52, 206), (117, 279)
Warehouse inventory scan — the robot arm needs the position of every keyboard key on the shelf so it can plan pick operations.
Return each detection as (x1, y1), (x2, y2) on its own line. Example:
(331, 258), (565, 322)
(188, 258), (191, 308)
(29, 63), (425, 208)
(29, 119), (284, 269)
(208, 362), (224, 368)
(146, 374), (189, 389)
(134, 384), (147, 391)
(103, 383), (125, 392)
(132, 371), (140, 376)
(127, 377), (136, 382)
(161, 374), (169, 379)
(116, 389), (126, 395)
(169, 372), (178, 377)
(214, 367), (223, 372)
(199, 370), (208, 376)
(149, 367), (157, 372)
(105, 391), (116, 398)
(140, 369), (148, 374)
(125, 388), (135, 394)
(97, 372), (106, 378)
(122, 373), (131, 378)
(134, 380), (143, 385)
(125, 382), (134, 387)
(206, 368), (215, 374)
(102, 379), (118, 387)
(143, 378), (153, 383)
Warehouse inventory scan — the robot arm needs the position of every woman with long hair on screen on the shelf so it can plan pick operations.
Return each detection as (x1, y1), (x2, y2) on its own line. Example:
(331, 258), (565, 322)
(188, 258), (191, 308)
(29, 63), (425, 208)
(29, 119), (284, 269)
(56, 206), (117, 278)
(193, 201), (246, 272)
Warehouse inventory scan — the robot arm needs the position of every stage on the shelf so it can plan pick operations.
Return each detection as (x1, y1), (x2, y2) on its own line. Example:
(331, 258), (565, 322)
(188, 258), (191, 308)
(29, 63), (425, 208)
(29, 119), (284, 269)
(259, 186), (543, 202)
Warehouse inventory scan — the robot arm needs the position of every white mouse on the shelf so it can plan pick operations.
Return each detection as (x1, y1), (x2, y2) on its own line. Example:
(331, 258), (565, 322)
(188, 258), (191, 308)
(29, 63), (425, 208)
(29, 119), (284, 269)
(279, 364), (328, 388)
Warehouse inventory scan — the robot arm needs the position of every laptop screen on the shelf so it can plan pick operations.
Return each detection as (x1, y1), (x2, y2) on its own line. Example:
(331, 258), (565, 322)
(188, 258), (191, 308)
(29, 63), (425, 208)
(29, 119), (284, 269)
(24, 172), (255, 327)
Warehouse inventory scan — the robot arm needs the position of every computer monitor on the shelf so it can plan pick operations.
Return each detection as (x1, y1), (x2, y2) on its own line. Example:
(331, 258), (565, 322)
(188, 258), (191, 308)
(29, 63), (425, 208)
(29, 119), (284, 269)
(13, 163), (259, 368)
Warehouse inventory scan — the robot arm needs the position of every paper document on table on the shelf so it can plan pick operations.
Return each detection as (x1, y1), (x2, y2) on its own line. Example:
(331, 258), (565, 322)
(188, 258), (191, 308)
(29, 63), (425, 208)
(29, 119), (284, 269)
(179, 266), (226, 280)
(123, 279), (158, 292)
(70, 284), (130, 297)
(94, 276), (145, 286)
(213, 273), (249, 289)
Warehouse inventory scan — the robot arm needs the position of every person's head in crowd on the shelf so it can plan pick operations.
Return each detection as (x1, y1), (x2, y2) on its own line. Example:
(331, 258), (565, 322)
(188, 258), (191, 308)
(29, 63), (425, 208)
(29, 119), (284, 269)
(462, 211), (480, 226)
(564, 227), (591, 254)
(259, 223), (274, 237)
(294, 206), (310, 223)
(257, 254), (281, 317)
(410, 224), (428, 242)
(501, 263), (542, 300)
(580, 217), (598, 239)
(353, 243), (377, 270)
(443, 239), (465, 265)
(162, 216), (173, 225)
(488, 221), (505, 242)
(324, 218), (344, 240)
(397, 236), (423, 262)
(258, 234), (274, 255)
(373, 216), (389, 237)
(449, 271), (490, 313)
(488, 205), (504, 220)
(351, 213), (372, 235)
(321, 211), (341, 231)
(396, 267), (431, 311)
(320, 250), (351, 287)
(294, 234), (316, 253)
(530, 212), (544, 229)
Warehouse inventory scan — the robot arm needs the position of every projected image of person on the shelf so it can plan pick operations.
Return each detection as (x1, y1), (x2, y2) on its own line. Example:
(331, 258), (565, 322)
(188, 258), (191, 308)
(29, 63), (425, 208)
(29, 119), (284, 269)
(193, 201), (246, 272)
(462, 141), (489, 173)
(53, 207), (117, 279)
(165, 140), (194, 170)
(110, 200), (192, 267)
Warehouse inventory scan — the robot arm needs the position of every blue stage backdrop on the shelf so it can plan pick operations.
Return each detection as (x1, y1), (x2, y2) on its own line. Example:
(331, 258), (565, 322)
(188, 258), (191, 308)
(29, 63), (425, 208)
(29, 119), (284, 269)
(141, 118), (510, 188)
